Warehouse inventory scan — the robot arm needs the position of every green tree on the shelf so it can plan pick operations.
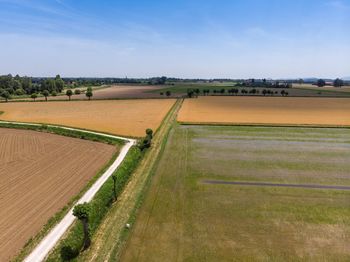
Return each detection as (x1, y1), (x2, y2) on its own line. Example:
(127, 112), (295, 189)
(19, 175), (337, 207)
(31, 93), (38, 101)
(21, 77), (32, 94)
(146, 128), (153, 138)
(317, 79), (326, 87)
(334, 78), (344, 88)
(51, 90), (57, 96)
(13, 80), (22, 90)
(55, 75), (65, 92)
(73, 203), (91, 250)
(66, 89), (73, 101)
(74, 89), (81, 95)
(15, 88), (25, 96)
(85, 90), (93, 100)
(165, 90), (171, 97)
(42, 90), (50, 101)
(1, 90), (11, 102)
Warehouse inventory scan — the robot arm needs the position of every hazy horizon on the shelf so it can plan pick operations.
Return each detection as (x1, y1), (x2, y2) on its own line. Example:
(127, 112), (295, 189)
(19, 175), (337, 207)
(0, 0), (349, 79)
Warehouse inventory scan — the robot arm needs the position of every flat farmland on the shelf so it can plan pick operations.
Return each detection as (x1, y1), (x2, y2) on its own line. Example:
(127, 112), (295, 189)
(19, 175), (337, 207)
(121, 125), (350, 261)
(0, 128), (117, 261)
(20, 85), (168, 101)
(178, 96), (350, 127)
(0, 99), (176, 137)
(293, 84), (350, 94)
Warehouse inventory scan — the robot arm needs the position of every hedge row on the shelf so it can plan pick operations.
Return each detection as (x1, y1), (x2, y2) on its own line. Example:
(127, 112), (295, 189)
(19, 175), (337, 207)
(46, 146), (143, 261)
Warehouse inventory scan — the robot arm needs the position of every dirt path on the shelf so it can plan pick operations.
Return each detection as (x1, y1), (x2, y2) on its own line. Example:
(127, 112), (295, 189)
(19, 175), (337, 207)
(78, 99), (183, 262)
(203, 180), (350, 190)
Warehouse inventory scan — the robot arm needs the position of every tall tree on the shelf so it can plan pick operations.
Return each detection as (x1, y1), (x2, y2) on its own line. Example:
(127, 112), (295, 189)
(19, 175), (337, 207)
(31, 93), (38, 101)
(66, 89), (73, 101)
(1, 91), (11, 102)
(317, 79), (326, 87)
(73, 203), (91, 250)
(42, 90), (50, 101)
(55, 75), (65, 93)
(334, 78), (344, 88)
(85, 88), (93, 100)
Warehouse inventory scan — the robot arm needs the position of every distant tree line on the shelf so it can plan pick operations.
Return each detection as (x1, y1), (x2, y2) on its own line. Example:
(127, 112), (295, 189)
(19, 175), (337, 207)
(185, 87), (289, 98)
(235, 79), (292, 88)
(0, 74), (65, 101)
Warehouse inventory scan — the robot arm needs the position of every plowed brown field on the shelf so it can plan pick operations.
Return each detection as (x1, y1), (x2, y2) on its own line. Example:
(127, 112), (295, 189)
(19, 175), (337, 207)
(178, 96), (350, 126)
(0, 128), (116, 261)
(0, 99), (176, 137)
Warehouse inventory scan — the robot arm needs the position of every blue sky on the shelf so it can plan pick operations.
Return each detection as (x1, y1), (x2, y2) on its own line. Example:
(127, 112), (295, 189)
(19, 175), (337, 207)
(0, 0), (349, 78)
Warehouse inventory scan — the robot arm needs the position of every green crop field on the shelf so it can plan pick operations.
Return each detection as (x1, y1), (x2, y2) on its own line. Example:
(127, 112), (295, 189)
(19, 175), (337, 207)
(121, 125), (350, 261)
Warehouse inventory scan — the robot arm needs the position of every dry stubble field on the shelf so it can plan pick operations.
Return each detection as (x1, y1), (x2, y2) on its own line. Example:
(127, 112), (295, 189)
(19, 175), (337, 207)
(0, 99), (176, 137)
(0, 128), (116, 261)
(178, 96), (350, 127)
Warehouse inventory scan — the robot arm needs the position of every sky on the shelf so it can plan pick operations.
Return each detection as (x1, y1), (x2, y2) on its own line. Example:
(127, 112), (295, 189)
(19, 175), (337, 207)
(0, 0), (349, 79)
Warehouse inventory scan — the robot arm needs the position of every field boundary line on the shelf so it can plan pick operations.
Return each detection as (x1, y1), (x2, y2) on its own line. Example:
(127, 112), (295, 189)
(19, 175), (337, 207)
(0, 121), (136, 262)
(0, 119), (139, 139)
(178, 121), (350, 129)
(203, 180), (350, 191)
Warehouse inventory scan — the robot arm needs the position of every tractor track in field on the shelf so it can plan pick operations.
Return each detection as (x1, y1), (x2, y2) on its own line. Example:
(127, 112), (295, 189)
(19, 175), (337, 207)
(203, 180), (350, 191)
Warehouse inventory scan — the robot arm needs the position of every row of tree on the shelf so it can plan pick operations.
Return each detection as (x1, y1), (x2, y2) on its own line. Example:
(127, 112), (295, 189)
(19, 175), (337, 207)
(316, 78), (344, 87)
(65, 129), (153, 259)
(29, 87), (93, 102)
(186, 88), (289, 97)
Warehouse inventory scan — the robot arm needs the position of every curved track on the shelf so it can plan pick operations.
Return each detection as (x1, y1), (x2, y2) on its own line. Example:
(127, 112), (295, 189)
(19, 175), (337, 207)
(0, 121), (135, 262)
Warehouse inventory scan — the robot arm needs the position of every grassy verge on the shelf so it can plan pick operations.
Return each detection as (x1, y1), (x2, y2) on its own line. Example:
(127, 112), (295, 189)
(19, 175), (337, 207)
(0, 122), (125, 261)
(74, 99), (183, 261)
(112, 105), (177, 260)
(45, 146), (143, 261)
(178, 121), (350, 129)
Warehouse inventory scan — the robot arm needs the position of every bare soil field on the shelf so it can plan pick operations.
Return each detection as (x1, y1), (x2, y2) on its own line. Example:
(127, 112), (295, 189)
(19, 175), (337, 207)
(178, 96), (350, 126)
(0, 99), (176, 137)
(0, 128), (116, 261)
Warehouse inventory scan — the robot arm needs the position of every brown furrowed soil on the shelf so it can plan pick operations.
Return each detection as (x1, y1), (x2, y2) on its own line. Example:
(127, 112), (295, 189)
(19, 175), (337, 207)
(0, 128), (116, 261)
(0, 99), (176, 137)
(178, 96), (350, 126)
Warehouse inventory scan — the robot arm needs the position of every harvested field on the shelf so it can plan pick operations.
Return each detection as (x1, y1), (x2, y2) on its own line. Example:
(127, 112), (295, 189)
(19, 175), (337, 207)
(293, 84), (350, 94)
(0, 99), (176, 137)
(121, 125), (350, 261)
(19, 85), (169, 101)
(178, 96), (350, 126)
(0, 128), (117, 261)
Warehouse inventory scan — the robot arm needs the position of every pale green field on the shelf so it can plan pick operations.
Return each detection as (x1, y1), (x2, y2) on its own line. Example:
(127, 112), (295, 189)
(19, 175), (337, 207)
(121, 125), (350, 261)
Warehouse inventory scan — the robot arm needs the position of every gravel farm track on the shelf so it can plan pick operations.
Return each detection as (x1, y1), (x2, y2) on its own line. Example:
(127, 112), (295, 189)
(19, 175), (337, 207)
(0, 127), (117, 261)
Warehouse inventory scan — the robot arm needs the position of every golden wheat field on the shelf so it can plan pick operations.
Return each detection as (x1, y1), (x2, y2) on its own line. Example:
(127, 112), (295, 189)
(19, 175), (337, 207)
(0, 99), (176, 137)
(178, 96), (350, 126)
